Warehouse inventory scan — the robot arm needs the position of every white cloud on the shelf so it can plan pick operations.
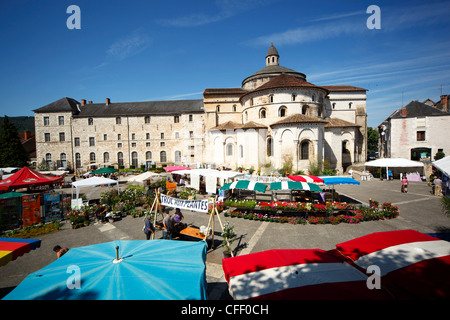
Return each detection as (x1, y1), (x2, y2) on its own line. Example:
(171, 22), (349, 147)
(156, 0), (274, 27)
(95, 29), (151, 68)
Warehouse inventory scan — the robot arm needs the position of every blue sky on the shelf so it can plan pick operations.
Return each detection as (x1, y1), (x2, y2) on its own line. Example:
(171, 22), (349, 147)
(0, 0), (449, 127)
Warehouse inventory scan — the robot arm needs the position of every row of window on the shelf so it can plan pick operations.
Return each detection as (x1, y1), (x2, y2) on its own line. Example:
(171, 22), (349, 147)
(43, 115), (195, 126)
(43, 131), (196, 143)
(223, 139), (312, 160)
(44, 150), (191, 169)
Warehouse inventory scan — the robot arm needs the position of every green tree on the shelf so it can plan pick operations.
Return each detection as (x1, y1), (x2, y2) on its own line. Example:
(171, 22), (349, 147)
(0, 115), (30, 167)
(367, 127), (379, 154)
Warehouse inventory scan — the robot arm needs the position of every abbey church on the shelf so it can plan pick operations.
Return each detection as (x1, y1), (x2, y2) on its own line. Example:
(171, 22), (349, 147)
(34, 44), (367, 173)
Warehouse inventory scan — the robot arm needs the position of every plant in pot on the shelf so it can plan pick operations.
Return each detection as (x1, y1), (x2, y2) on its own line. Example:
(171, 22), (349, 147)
(221, 220), (236, 258)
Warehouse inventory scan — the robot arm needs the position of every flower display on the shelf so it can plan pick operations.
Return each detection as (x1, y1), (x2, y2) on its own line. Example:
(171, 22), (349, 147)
(223, 199), (399, 226)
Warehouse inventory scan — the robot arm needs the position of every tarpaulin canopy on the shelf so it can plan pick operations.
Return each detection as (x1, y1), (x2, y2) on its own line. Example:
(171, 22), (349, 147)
(335, 229), (450, 299)
(433, 155), (450, 178)
(89, 167), (118, 175)
(0, 237), (41, 267)
(0, 167), (64, 191)
(164, 166), (191, 172)
(3, 240), (207, 300)
(0, 191), (28, 199)
(127, 171), (162, 184)
(270, 181), (322, 192)
(220, 180), (267, 193)
(222, 249), (392, 300)
(71, 176), (119, 200)
(318, 176), (360, 185)
(364, 158), (424, 168)
(287, 175), (324, 183)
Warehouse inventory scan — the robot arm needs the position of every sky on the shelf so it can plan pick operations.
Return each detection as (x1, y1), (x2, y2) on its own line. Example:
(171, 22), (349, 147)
(0, 0), (449, 127)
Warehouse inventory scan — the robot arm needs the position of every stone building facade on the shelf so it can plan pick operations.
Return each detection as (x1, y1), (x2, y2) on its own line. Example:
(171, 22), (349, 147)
(378, 98), (450, 161)
(34, 44), (367, 173)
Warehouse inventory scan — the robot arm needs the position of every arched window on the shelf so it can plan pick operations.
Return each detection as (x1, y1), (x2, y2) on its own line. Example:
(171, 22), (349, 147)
(349, 102), (353, 109)
(259, 108), (266, 119)
(160, 151), (167, 163)
(146, 151), (152, 160)
(58, 153), (66, 169)
(117, 152), (124, 167)
(216, 105), (220, 112)
(132, 151), (138, 168)
(269, 95), (274, 103)
(279, 106), (287, 117)
(90, 152), (96, 162)
(312, 94), (316, 102)
(302, 105), (309, 115)
(75, 153), (81, 169)
(175, 151), (181, 163)
(232, 105), (237, 112)
(239, 145), (244, 158)
(45, 153), (52, 168)
(267, 137), (273, 157)
(300, 141), (310, 160)
(226, 144), (233, 156)
(103, 152), (109, 163)
(291, 94), (297, 101)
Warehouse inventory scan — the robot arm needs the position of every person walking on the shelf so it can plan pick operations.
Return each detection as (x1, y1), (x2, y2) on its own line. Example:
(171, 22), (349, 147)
(401, 175), (408, 193)
(434, 176), (442, 196)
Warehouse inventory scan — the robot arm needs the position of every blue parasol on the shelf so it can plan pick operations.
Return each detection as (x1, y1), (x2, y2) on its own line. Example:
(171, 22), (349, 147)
(318, 176), (360, 185)
(3, 240), (207, 300)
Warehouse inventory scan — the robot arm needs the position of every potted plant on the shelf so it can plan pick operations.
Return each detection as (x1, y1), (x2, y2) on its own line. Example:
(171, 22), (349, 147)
(221, 220), (236, 258)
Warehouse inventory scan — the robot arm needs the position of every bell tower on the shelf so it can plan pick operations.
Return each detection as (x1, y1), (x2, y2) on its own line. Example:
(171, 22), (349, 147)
(266, 42), (279, 67)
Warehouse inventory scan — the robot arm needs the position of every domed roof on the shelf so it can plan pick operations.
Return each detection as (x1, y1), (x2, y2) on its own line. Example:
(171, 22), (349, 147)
(240, 73), (328, 102)
(266, 42), (279, 57)
(242, 43), (306, 88)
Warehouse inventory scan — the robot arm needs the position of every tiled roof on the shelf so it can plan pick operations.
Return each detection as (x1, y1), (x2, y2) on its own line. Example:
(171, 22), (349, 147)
(325, 117), (360, 128)
(322, 85), (367, 92)
(34, 97), (204, 117)
(390, 100), (450, 119)
(203, 88), (247, 96)
(33, 97), (80, 114)
(241, 74), (328, 101)
(210, 120), (267, 131)
(270, 113), (327, 126)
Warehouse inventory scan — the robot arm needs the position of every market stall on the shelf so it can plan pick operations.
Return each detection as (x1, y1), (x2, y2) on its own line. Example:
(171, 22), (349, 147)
(364, 158), (424, 180)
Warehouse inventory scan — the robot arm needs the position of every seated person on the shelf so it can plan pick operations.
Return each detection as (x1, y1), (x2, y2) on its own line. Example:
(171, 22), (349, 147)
(172, 208), (186, 232)
(95, 205), (107, 222)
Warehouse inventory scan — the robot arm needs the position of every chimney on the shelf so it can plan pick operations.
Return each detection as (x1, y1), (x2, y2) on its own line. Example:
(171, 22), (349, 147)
(401, 106), (407, 117)
(441, 95), (448, 112)
(106, 98), (110, 105)
(81, 99), (86, 106)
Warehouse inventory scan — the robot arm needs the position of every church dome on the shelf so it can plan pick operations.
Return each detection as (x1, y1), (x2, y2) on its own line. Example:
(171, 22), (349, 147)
(242, 43), (306, 90)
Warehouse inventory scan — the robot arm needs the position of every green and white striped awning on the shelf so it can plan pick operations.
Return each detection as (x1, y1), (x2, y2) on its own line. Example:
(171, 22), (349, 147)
(220, 180), (268, 193)
(270, 181), (322, 192)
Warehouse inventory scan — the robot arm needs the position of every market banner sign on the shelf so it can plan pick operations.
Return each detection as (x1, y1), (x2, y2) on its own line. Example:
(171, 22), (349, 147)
(160, 194), (209, 213)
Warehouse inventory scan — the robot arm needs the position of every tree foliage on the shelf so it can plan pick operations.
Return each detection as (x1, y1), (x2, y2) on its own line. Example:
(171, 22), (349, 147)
(0, 115), (30, 167)
(367, 127), (379, 154)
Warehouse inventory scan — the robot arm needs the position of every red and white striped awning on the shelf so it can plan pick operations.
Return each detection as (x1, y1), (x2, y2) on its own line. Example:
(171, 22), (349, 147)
(287, 175), (323, 183)
(222, 230), (450, 300)
(335, 229), (450, 299)
(222, 249), (392, 300)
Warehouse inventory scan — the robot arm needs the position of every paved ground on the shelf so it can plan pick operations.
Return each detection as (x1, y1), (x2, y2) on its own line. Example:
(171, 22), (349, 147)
(1, 177), (449, 300)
